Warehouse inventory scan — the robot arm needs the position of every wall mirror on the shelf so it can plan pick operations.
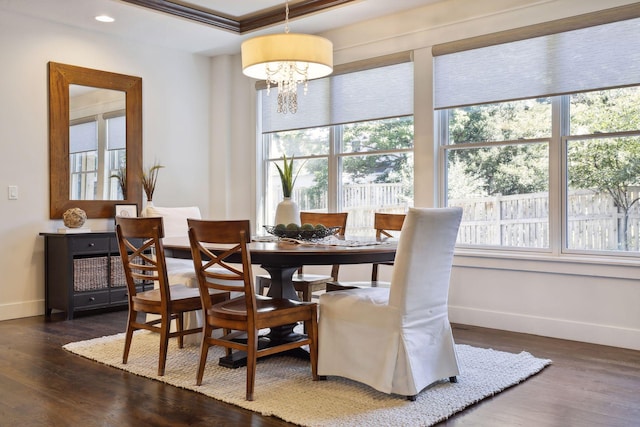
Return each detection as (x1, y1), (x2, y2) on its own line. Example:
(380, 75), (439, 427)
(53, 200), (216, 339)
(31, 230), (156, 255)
(49, 62), (142, 219)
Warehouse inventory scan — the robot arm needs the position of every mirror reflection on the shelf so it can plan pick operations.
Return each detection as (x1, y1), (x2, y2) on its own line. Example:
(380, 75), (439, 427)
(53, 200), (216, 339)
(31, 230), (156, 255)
(69, 85), (126, 201)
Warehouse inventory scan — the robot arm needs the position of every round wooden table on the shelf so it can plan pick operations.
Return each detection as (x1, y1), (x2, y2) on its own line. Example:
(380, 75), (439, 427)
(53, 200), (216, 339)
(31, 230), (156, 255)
(164, 237), (397, 300)
(163, 236), (398, 367)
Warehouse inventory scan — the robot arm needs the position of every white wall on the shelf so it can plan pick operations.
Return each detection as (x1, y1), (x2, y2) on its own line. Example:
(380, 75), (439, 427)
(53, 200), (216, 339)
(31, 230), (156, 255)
(1, 0), (638, 351)
(0, 10), (211, 320)
(233, 0), (640, 350)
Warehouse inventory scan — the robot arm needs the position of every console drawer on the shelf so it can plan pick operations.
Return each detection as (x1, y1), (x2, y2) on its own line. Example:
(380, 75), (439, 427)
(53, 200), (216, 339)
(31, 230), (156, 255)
(70, 236), (110, 254)
(73, 291), (109, 308)
(110, 287), (130, 304)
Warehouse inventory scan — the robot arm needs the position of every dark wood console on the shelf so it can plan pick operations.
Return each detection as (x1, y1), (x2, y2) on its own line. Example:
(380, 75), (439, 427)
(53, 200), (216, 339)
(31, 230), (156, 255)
(40, 231), (151, 319)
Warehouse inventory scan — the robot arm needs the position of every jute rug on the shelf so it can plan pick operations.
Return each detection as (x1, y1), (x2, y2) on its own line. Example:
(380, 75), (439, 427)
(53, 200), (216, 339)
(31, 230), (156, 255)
(64, 331), (551, 426)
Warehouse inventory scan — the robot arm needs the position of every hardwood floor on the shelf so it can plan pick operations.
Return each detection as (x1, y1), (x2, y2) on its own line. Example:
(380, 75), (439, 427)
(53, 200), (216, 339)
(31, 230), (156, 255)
(0, 309), (638, 427)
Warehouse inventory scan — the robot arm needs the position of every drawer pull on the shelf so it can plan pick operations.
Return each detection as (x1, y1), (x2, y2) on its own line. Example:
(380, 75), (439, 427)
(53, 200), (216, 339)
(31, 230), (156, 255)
(88, 243), (95, 247)
(89, 297), (95, 302)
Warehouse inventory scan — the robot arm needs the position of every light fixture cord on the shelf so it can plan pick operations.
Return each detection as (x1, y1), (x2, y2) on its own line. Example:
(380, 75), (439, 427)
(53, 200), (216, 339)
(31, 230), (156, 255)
(284, 0), (290, 34)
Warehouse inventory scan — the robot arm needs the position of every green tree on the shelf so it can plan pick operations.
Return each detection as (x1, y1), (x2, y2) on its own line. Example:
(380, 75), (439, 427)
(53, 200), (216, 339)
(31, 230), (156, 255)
(569, 138), (640, 250)
(300, 117), (414, 207)
(342, 117), (413, 183)
(568, 87), (640, 250)
(447, 99), (551, 197)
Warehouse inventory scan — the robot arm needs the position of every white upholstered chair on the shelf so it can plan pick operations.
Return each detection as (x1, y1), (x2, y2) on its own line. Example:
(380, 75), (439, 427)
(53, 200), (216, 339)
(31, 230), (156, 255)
(142, 205), (202, 280)
(317, 207), (463, 400)
(142, 205), (203, 342)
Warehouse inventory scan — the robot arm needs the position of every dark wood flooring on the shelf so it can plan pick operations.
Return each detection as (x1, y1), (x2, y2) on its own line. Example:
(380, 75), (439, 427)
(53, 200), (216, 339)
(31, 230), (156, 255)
(0, 309), (638, 426)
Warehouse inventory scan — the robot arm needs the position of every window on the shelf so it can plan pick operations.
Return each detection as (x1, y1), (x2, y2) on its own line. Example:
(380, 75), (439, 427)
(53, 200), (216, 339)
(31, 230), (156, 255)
(70, 118), (98, 200)
(444, 99), (551, 249)
(566, 87), (640, 252)
(105, 113), (126, 199)
(260, 61), (414, 236)
(69, 111), (125, 200)
(435, 15), (640, 255)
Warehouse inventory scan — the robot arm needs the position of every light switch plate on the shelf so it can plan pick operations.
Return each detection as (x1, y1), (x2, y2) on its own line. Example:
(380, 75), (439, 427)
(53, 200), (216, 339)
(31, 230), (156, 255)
(8, 185), (18, 200)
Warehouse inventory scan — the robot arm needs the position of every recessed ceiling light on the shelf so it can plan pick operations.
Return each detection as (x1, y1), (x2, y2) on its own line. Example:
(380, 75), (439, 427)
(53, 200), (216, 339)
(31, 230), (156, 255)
(95, 15), (115, 23)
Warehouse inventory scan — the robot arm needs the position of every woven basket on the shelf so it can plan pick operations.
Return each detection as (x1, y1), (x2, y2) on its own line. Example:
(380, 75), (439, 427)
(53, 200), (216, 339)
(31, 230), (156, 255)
(73, 257), (108, 292)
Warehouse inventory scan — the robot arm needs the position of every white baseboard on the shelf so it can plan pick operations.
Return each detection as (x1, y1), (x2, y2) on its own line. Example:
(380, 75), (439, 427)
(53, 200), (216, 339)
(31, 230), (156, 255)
(449, 305), (640, 351)
(0, 299), (44, 322)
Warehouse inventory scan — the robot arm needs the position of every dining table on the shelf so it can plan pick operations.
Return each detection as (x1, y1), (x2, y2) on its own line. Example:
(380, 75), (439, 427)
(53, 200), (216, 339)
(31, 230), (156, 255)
(163, 235), (398, 367)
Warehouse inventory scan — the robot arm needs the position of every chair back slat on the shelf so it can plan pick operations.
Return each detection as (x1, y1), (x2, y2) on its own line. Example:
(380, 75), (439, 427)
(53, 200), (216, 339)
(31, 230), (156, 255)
(300, 212), (348, 236)
(371, 213), (405, 280)
(187, 219), (256, 315)
(299, 212), (348, 278)
(116, 216), (171, 307)
(374, 213), (405, 238)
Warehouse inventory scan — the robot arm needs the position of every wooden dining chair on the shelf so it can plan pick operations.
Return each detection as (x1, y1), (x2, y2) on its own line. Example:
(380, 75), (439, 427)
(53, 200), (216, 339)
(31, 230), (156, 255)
(115, 216), (229, 376)
(257, 211), (349, 301)
(326, 212), (405, 291)
(187, 218), (319, 401)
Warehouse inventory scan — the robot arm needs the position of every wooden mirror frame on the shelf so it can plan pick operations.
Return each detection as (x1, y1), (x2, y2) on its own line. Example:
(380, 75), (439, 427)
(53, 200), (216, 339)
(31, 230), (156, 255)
(48, 62), (142, 219)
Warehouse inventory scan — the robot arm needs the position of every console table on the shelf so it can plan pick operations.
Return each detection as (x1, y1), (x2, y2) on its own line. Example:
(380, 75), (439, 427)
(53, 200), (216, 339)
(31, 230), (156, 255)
(40, 231), (150, 319)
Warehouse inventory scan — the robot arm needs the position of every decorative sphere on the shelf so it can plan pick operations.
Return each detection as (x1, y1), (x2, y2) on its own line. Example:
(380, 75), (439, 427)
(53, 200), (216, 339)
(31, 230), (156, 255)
(63, 208), (87, 228)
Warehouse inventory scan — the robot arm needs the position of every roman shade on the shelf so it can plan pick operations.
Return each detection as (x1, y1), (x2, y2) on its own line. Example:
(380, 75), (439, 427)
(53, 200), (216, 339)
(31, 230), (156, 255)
(434, 8), (640, 109)
(69, 119), (97, 153)
(262, 60), (413, 133)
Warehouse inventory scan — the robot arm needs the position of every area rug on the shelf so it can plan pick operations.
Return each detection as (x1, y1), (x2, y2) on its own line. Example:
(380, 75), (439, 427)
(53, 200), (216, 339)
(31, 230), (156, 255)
(64, 331), (551, 426)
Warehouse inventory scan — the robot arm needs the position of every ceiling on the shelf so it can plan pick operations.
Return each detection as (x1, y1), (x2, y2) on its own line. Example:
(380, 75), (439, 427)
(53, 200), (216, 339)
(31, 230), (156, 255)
(0, 0), (443, 56)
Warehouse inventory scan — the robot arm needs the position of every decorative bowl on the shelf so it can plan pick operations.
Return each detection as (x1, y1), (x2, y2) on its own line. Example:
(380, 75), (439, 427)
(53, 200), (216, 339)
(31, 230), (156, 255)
(264, 225), (341, 241)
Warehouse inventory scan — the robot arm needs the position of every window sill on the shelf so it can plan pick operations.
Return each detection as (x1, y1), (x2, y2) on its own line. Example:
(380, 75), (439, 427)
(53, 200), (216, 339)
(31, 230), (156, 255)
(453, 248), (640, 280)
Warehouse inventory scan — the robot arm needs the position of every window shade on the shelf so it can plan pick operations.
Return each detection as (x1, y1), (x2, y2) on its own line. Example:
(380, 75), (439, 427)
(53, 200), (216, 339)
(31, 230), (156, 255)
(434, 17), (640, 109)
(70, 121), (97, 153)
(106, 115), (126, 150)
(262, 61), (413, 133)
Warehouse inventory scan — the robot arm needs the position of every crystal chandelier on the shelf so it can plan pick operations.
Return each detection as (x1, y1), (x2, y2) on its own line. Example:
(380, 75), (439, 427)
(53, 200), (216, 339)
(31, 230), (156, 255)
(241, 0), (333, 114)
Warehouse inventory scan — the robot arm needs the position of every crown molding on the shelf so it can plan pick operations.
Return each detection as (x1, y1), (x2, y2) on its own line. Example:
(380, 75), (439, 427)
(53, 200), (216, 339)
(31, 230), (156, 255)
(121, 0), (356, 34)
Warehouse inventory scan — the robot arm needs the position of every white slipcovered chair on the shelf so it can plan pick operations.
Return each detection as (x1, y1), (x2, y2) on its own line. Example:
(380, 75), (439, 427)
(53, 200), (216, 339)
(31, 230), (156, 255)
(142, 205), (203, 342)
(317, 207), (463, 400)
(142, 205), (202, 279)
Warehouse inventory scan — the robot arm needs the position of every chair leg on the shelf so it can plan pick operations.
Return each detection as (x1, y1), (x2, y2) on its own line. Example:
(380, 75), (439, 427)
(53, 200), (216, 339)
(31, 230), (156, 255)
(449, 376), (458, 383)
(307, 312), (319, 381)
(246, 329), (258, 401)
(299, 286), (313, 334)
(176, 312), (184, 348)
(407, 394), (417, 401)
(301, 286), (310, 302)
(122, 309), (136, 364)
(196, 324), (213, 386)
(257, 277), (269, 296)
(158, 317), (170, 376)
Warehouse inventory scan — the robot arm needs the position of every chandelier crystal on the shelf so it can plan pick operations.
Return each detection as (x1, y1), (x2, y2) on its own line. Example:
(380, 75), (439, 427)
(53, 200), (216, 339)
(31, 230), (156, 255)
(241, 0), (333, 114)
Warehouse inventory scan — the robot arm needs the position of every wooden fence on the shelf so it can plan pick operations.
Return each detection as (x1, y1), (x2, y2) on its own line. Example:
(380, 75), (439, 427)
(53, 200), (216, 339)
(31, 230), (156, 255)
(294, 183), (409, 237)
(292, 184), (640, 249)
(451, 188), (640, 250)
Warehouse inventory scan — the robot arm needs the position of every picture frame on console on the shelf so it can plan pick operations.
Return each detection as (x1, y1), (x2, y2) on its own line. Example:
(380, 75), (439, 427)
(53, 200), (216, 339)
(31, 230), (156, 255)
(115, 204), (138, 218)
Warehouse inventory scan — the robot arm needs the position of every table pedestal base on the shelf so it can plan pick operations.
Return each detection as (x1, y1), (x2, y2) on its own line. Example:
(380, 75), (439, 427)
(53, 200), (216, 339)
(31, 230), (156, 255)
(219, 263), (309, 368)
(218, 328), (310, 368)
